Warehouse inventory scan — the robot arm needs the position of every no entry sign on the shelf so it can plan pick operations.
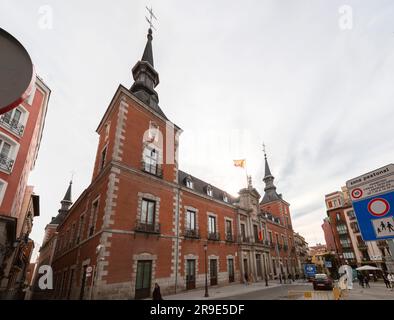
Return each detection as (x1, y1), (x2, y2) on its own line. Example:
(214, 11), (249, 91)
(0, 28), (35, 114)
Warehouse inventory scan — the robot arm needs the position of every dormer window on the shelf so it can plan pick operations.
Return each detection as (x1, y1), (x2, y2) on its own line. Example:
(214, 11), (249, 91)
(223, 193), (228, 203)
(206, 185), (213, 197)
(186, 177), (193, 189)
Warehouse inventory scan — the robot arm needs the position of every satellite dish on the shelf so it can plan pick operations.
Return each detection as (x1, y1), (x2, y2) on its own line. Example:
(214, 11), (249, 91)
(0, 28), (35, 115)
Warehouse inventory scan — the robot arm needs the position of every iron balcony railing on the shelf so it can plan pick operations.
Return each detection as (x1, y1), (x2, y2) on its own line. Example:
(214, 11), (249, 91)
(208, 232), (220, 241)
(377, 240), (388, 247)
(184, 228), (200, 239)
(0, 115), (24, 136)
(134, 221), (160, 234)
(238, 234), (250, 243)
(225, 233), (235, 242)
(141, 161), (163, 178)
(0, 155), (14, 172)
(358, 242), (368, 249)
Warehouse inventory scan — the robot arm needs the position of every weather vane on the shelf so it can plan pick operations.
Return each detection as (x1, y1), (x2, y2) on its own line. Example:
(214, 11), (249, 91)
(262, 142), (267, 158)
(145, 6), (157, 31)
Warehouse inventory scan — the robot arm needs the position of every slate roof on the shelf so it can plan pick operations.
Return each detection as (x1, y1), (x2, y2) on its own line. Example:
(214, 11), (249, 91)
(178, 170), (238, 204)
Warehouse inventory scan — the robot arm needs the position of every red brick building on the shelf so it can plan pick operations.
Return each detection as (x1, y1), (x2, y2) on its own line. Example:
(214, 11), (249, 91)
(0, 76), (50, 297)
(260, 154), (299, 278)
(322, 217), (336, 252)
(36, 28), (304, 300)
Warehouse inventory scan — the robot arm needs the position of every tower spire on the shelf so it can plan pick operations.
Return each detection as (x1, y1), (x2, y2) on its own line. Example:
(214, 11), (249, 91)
(129, 9), (169, 119)
(261, 144), (280, 204)
(62, 180), (72, 203)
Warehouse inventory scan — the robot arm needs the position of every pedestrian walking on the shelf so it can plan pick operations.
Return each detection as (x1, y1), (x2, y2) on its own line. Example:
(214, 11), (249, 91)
(152, 283), (163, 300)
(383, 273), (391, 289)
(357, 273), (364, 288)
(364, 275), (370, 288)
(244, 272), (249, 285)
(388, 273), (394, 291)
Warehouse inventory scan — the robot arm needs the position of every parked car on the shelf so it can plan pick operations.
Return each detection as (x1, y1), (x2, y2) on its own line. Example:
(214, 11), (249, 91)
(313, 273), (333, 290)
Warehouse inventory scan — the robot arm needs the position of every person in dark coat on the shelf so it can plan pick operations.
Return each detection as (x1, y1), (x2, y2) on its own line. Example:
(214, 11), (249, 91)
(364, 275), (370, 288)
(357, 273), (364, 288)
(244, 272), (249, 285)
(383, 273), (391, 289)
(152, 283), (163, 300)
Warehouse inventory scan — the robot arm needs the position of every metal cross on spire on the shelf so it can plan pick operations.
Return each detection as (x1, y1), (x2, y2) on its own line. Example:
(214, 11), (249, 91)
(70, 170), (76, 183)
(145, 6), (157, 31)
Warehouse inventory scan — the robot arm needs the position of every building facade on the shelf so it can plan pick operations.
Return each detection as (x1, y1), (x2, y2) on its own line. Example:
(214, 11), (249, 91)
(0, 76), (50, 297)
(260, 155), (299, 278)
(294, 232), (308, 275)
(33, 28), (305, 300)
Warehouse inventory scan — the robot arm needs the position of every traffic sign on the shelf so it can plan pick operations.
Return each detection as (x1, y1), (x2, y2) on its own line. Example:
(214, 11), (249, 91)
(304, 264), (316, 277)
(0, 28), (35, 114)
(347, 165), (394, 241)
(347, 164), (394, 201)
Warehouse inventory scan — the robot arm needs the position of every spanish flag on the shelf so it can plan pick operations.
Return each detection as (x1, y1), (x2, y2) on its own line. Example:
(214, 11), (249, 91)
(233, 159), (246, 168)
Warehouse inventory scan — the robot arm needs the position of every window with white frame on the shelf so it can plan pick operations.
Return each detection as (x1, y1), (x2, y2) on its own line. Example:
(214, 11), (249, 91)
(223, 193), (228, 202)
(89, 199), (99, 237)
(206, 186), (213, 197)
(0, 180), (7, 206)
(186, 178), (193, 189)
(143, 146), (159, 174)
(186, 209), (196, 230)
(0, 138), (16, 172)
(141, 199), (156, 225)
(100, 145), (107, 171)
(208, 215), (217, 234)
(0, 106), (27, 136)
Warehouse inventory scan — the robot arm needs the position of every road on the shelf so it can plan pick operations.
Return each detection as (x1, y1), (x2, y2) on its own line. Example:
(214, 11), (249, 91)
(218, 283), (321, 300)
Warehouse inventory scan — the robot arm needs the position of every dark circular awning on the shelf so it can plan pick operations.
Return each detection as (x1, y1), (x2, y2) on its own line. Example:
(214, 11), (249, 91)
(0, 28), (35, 114)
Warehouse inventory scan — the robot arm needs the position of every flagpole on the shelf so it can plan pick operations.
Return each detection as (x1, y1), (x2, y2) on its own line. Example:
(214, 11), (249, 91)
(244, 160), (249, 188)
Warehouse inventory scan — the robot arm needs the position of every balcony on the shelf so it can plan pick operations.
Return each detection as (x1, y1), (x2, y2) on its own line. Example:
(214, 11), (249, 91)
(283, 245), (288, 252)
(134, 221), (160, 234)
(225, 233), (235, 242)
(184, 228), (200, 239)
(277, 244), (282, 251)
(0, 115), (24, 136)
(377, 240), (388, 248)
(239, 234), (250, 243)
(208, 232), (220, 241)
(358, 242), (368, 250)
(0, 155), (14, 173)
(141, 161), (163, 178)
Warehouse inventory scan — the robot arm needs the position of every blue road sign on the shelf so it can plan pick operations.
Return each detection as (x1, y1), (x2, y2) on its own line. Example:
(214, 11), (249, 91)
(352, 191), (394, 241)
(304, 264), (316, 277)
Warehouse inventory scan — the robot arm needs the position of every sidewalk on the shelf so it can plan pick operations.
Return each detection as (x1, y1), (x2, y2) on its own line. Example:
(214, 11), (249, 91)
(342, 281), (394, 300)
(162, 280), (304, 300)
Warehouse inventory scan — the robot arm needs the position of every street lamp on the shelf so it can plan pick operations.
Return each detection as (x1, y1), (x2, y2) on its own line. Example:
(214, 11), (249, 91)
(204, 243), (209, 297)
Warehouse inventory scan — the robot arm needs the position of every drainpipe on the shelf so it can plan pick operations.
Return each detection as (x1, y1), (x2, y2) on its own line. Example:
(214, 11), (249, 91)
(174, 187), (180, 294)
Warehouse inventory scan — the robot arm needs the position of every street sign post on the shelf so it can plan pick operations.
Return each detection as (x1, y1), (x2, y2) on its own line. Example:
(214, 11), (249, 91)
(304, 264), (316, 278)
(346, 164), (394, 241)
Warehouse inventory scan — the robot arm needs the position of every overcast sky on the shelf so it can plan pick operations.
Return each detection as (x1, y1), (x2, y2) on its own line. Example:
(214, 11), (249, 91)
(2, 0), (394, 257)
